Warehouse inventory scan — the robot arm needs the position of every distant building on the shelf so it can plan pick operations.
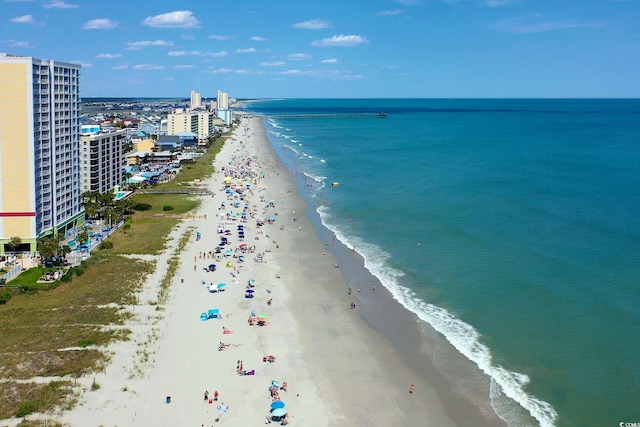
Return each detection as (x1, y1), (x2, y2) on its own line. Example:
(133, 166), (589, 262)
(217, 90), (229, 110)
(167, 110), (219, 141)
(80, 129), (127, 194)
(0, 53), (84, 254)
(216, 90), (233, 125)
(190, 90), (202, 110)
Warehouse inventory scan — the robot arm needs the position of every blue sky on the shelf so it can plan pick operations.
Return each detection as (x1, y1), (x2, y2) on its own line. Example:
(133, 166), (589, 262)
(2, 0), (639, 98)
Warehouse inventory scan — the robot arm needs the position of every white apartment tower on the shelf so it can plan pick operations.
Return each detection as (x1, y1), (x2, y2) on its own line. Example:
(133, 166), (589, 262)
(0, 54), (84, 254)
(190, 90), (202, 110)
(217, 90), (229, 110)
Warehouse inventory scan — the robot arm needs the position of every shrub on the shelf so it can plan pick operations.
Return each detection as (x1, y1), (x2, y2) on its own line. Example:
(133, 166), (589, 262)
(98, 241), (113, 250)
(133, 202), (152, 211)
(162, 205), (174, 211)
(16, 401), (37, 417)
(0, 290), (12, 305)
(78, 338), (96, 348)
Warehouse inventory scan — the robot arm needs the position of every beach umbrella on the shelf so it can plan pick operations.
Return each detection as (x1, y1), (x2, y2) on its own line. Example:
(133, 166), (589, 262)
(217, 283), (227, 289)
(245, 289), (255, 293)
(208, 284), (217, 292)
(271, 401), (285, 409)
(271, 408), (287, 417)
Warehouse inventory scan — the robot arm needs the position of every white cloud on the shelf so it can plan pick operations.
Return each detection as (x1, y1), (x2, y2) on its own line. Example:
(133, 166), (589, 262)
(377, 9), (405, 16)
(96, 53), (121, 59)
(494, 16), (591, 34)
(209, 68), (233, 74)
(321, 58), (338, 64)
(174, 65), (195, 69)
(5, 40), (34, 48)
(286, 53), (312, 60)
(280, 69), (310, 75)
(311, 35), (369, 47)
(209, 35), (234, 40)
(112, 65), (128, 70)
(260, 61), (286, 67)
(11, 15), (34, 24)
(236, 48), (257, 53)
(202, 51), (228, 58)
(168, 50), (201, 56)
(181, 34), (195, 40)
(292, 19), (331, 30)
(143, 11), (200, 29)
(133, 64), (166, 70)
(83, 19), (119, 30)
(126, 40), (174, 50)
(43, 0), (77, 8)
(70, 61), (92, 67)
(251, 36), (267, 42)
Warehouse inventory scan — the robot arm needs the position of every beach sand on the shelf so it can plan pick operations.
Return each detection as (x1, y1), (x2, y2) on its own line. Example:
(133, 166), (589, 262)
(55, 116), (504, 427)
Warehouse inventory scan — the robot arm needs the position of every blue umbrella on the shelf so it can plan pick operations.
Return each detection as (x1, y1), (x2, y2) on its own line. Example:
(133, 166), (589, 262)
(271, 401), (285, 409)
(245, 289), (255, 293)
(271, 408), (287, 417)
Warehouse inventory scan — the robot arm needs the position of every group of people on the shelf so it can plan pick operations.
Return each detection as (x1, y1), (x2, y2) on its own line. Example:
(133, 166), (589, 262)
(203, 390), (219, 402)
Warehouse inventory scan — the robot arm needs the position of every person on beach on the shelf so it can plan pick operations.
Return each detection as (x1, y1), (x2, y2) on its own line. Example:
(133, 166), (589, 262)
(410, 384), (415, 394)
(214, 390), (219, 401)
(204, 390), (209, 401)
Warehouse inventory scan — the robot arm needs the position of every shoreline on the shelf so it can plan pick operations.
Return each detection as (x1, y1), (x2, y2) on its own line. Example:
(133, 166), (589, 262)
(264, 117), (510, 427)
(53, 116), (503, 426)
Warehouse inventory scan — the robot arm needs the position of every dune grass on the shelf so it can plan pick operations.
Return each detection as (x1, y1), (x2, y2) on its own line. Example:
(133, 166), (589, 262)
(0, 132), (228, 422)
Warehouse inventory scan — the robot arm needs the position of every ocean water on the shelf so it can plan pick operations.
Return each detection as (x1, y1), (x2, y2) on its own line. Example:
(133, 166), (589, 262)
(243, 98), (640, 427)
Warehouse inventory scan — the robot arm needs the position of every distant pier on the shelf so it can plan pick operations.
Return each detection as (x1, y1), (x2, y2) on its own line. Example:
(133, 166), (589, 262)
(268, 112), (387, 119)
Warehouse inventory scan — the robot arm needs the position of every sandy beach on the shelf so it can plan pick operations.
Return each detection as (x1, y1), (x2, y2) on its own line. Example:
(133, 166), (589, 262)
(54, 116), (503, 427)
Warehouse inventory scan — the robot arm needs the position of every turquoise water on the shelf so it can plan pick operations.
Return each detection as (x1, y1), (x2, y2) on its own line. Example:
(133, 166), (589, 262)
(244, 99), (640, 427)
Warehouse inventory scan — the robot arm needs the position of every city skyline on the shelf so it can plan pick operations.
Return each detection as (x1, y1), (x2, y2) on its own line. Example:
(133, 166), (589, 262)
(2, 0), (639, 98)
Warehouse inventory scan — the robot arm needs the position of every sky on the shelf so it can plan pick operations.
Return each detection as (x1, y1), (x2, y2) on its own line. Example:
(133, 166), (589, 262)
(1, 0), (639, 99)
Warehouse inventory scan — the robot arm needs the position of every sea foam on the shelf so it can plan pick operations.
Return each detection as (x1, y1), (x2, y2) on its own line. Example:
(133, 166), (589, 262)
(316, 205), (558, 427)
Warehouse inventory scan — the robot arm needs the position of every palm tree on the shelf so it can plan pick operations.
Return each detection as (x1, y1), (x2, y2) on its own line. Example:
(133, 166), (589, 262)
(6, 236), (22, 253)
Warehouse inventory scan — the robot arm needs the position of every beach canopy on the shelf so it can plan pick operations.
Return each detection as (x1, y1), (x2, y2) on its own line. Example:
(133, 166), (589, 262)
(271, 401), (285, 409)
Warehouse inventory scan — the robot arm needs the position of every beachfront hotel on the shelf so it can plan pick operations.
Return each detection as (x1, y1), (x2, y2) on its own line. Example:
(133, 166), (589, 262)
(80, 127), (127, 194)
(216, 90), (233, 126)
(168, 110), (222, 142)
(0, 54), (84, 255)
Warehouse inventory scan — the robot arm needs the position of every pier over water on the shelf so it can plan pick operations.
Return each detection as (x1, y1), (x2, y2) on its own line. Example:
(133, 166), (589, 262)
(267, 112), (387, 119)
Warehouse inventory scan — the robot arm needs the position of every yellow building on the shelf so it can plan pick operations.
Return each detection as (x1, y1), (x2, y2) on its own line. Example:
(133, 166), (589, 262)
(0, 54), (84, 254)
(135, 138), (156, 152)
(168, 111), (218, 141)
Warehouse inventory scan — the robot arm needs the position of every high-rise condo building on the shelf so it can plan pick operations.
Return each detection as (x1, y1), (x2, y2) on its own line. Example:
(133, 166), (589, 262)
(80, 127), (127, 194)
(0, 54), (84, 255)
(190, 90), (202, 110)
(217, 90), (229, 110)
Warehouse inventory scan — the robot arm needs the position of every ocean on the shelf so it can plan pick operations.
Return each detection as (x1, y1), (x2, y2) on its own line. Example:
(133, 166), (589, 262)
(242, 98), (640, 427)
